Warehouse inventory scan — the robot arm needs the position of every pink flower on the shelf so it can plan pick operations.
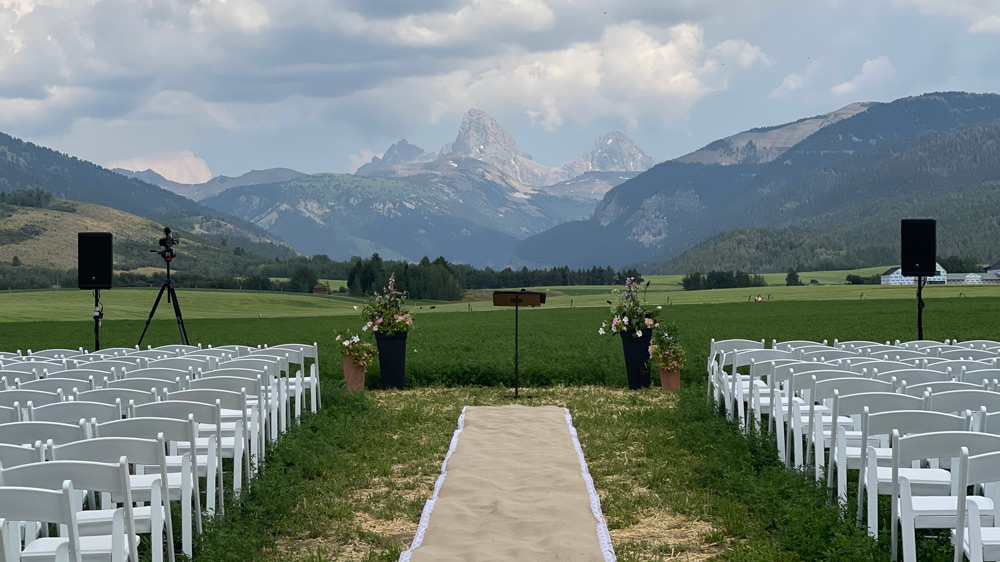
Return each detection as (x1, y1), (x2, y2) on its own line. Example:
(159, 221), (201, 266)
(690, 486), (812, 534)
(645, 318), (654, 328)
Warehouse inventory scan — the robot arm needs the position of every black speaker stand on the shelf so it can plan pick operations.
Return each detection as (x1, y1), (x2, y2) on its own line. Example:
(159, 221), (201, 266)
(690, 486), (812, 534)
(92, 289), (104, 351)
(137, 256), (188, 347)
(916, 275), (926, 339)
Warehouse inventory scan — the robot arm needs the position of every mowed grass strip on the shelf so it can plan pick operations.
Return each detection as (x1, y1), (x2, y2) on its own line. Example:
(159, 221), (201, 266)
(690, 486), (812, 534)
(5, 293), (1000, 560)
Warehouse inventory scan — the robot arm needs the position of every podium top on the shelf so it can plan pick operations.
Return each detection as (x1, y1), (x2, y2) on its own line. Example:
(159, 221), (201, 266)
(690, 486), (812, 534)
(492, 290), (546, 307)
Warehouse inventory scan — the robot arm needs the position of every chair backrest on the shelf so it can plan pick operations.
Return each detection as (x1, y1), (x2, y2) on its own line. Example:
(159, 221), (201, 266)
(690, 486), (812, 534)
(835, 392), (925, 418)
(938, 348), (998, 361)
(964, 368), (1000, 387)
(955, 340), (1000, 351)
(208, 344), (256, 357)
(18, 377), (94, 394)
(188, 376), (261, 400)
(74, 388), (158, 410)
(799, 348), (859, 362)
(710, 338), (765, 358)
(0, 405), (16, 424)
(167, 388), (247, 413)
(812, 376), (891, 404)
(0, 457), (137, 562)
(865, 409), (970, 441)
(0, 482), (83, 562)
(730, 349), (792, 372)
(45, 368), (113, 386)
(926, 390), (1000, 415)
(27, 348), (84, 359)
(0, 388), (62, 408)
(28, 400), (121, 425)
(80, 359), (145, 376)
(773, 340), (828, 352)
(250, 348), (300, 373)
(0, 442), (44, 467)
(845, 359), (911, 375)
(152, 344), (201, 354)
(873, 368), (951, 386)
(97, 347), (140, 356)
(0, 420), (87, 447)
(895, 339), (947, 351)
(49, 435), (169, 478)
(96, 416), (197, 448)
(121, 367), (190, 386)
(902, 380), (984, 397)
(869, 349), (928, 361)
(127, 349), (178, 360)
(106, 377), (180, 394)
(146, 356), (215, 373)
(0, 363), (51, 380)
(217, 358), (280, 380)
(835, 340), (882, 352)
(894, 430), (1000, 468)
(183, 349), (234, 362)
(921, 359), (993, 375)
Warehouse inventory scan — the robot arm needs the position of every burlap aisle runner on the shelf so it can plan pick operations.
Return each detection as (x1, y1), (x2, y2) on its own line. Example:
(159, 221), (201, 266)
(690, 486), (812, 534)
(400, 405), (615, 562)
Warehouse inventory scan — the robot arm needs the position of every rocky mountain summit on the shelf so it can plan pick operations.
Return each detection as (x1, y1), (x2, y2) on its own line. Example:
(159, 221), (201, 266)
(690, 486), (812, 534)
(357, 109), (654, 190)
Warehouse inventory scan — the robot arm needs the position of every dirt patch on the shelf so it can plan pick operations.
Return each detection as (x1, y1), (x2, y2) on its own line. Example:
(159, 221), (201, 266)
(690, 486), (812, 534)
(612, 511), (723, 560)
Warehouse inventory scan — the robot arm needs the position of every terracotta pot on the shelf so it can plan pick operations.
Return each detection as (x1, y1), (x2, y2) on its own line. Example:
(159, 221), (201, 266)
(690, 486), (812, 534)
(342, 355), (366, 391)
(658, 366), (681, 391)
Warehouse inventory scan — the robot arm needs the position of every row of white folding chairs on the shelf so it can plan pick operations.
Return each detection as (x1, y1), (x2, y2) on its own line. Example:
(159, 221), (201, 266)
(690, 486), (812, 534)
(0, 384), (253, 509)
(3, 340), (320, 413)
(0, 387), (269, 560)
(708, 339), (1000, 561)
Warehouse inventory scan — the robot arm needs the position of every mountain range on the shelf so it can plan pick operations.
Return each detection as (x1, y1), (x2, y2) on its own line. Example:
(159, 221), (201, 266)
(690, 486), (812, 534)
(4, 92), (1000, 274)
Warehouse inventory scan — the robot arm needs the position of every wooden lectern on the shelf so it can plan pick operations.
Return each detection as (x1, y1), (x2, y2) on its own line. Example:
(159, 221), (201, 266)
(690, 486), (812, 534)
(493, 290), (546, 398)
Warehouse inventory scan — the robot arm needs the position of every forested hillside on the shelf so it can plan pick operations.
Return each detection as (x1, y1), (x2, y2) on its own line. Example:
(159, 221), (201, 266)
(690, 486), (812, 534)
(659, 120), (1000, 273)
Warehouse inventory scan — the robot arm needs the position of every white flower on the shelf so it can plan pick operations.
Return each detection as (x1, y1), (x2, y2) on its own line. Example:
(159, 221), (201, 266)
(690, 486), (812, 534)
(623, 316), (629, 324)
(657, 305), (662, 310)
(353, 305), (358, 310)
(636, 330), (643, 337)
(598, 327), (605, 335)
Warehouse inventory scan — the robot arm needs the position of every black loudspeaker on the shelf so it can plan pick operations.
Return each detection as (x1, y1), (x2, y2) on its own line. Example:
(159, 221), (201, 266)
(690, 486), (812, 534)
(900, 219), (936, 276)
(78, 232), (113, 289)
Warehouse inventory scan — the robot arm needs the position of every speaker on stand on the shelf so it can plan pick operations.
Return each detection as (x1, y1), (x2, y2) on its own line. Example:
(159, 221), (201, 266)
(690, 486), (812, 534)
(78, 232), (113, 351)
(900, 219), (936, 339)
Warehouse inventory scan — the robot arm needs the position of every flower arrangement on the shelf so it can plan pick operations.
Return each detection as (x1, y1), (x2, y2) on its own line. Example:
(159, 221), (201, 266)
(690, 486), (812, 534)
(360, 273), (413, 336)
(599, 277), (661, 338)
(335, 330), (376, 369)
(648, 323), (685, 371)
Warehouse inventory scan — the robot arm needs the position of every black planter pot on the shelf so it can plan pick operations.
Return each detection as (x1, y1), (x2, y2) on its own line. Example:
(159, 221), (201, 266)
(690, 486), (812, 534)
(621, 331), (652, 390)
(374, 331), (407, 389)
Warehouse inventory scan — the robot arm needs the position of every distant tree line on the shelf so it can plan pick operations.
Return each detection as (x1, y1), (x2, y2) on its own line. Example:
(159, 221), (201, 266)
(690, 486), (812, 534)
(681, 270), (767, 291)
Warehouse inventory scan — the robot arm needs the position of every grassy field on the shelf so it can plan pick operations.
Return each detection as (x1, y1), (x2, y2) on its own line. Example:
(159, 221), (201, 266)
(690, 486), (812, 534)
(2, 289), (998, 560)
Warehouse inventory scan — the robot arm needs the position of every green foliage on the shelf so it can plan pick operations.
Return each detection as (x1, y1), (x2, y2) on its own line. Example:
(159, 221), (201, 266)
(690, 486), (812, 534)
(938, 255), (983, 273)
(785, 268), (803, 286)
(288, 265), (319, 293)
(846, 273), (881, 285)
(682, 270), (767, 291)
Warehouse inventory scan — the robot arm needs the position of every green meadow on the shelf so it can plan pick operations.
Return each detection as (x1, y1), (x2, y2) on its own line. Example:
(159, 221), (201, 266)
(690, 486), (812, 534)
(3, 282), (1000, 560)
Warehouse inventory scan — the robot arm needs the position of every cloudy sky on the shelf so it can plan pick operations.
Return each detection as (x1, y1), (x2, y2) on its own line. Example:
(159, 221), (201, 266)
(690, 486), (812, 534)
(1, 0), (998, 183)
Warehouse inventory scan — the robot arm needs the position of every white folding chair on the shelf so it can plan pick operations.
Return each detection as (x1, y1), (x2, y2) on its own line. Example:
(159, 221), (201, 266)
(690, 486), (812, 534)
(167, 388), (252, 492)
(893, 432), (1000, 562)
(858, 410), (971, 537)
(0, 442), (44, 467)
(0, 482), (85, 562)
(0, 457), (140, 562)
(131, 400), (225, 514)
(954, 450), (1000, 562)
(267, 342), (321, 412)
(49, 435), (176, 562)
(96, 417), (203, 559)
(0, 420), (87, 450)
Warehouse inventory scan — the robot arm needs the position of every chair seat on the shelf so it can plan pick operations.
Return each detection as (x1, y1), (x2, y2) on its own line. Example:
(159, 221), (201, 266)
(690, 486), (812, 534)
(21, 533), (139, 562)
(128, 471), (185, 501)
(874, 466), (951, 494)
(77, 504), (168, 534)
(963, 526), (1000, 560)
(905, 496), (994, 529)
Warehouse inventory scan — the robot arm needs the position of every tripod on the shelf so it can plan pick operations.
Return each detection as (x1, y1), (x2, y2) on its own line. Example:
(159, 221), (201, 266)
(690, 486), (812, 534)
(137, 248), (189, 347)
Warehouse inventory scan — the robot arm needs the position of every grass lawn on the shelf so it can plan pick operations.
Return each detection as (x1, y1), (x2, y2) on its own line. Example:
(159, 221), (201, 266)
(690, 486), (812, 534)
(3, 288), (1000, 560)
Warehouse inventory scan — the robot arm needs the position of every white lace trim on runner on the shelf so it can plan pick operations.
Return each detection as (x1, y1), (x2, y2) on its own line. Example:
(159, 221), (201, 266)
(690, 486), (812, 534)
(398, 405), (468, 562)
(564, 407), (618, 562)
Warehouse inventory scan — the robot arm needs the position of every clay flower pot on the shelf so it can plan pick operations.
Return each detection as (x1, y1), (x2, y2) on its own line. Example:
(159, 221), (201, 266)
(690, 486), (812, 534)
(342, 355), (366, 391)
(658, 366), (680, 391)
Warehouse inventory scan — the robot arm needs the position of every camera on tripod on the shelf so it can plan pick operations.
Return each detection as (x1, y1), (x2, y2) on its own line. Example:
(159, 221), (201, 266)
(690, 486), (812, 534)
(153, 227), (178, 261)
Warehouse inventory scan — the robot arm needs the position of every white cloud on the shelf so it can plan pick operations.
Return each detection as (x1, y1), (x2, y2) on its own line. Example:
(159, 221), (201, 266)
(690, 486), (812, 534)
(770, 59), (822, 99)
(895, 0), (1000, 34)
(107, 150), (213, 184)
(340, 22), (770, 133)
(832, 55), (893, 96)
(347, 148), (379, 173)
(372, 0), (556, 46)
